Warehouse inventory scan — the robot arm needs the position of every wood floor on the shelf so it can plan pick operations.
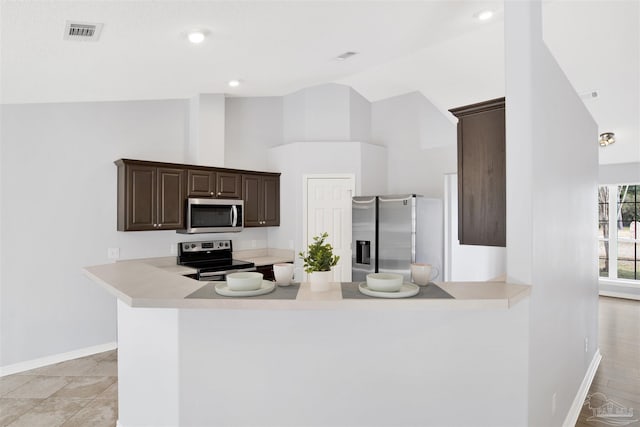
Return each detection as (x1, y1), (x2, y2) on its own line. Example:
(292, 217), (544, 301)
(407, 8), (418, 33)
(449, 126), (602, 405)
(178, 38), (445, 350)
(576, 296), (640, 427)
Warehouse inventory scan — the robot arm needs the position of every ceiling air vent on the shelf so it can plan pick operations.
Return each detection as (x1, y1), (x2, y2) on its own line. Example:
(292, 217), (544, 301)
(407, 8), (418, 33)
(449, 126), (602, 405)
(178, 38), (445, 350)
(335, 51), (358, 61)
(63, 21), (103, 42)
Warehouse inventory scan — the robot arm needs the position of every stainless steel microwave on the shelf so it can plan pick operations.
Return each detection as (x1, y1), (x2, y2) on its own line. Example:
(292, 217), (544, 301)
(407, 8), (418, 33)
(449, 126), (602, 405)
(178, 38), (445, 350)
(178, 198), (244, 234)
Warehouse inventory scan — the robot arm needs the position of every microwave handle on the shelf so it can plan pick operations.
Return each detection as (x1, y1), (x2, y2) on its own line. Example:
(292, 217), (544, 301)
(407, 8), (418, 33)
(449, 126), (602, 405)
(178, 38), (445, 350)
(231, 205), (238, 227)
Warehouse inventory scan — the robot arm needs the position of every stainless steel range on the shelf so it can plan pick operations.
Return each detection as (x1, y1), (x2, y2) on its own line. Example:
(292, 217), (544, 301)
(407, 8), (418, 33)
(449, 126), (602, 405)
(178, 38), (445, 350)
(178, 240), (255, 281)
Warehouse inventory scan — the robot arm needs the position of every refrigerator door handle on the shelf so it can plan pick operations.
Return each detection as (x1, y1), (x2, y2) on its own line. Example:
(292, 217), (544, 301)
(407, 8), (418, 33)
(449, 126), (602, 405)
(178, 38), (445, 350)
(353, 197), (376, 204)
(378, 195), (414, 203)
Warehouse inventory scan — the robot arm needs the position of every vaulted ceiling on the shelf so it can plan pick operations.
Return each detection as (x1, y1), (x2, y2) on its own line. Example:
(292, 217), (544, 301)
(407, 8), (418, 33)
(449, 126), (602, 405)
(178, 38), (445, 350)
(1, 1), (638, 164)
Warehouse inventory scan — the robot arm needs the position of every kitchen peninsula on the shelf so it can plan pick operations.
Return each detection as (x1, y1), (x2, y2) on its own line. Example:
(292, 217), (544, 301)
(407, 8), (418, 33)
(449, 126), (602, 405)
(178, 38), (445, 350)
(84, 259), (531, 427)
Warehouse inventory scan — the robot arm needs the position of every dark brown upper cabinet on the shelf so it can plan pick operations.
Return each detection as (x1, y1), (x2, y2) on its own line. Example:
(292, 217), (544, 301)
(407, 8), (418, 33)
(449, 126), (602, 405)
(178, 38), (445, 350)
(116, 159), (280, 231)
(187, 170), (241, 199)
(187, 169), (216, 197)
(242, 174), (280, 227)
(116, 160), (185, 231)
(216, 171), (242, 199)
(449, 97), (506, 247)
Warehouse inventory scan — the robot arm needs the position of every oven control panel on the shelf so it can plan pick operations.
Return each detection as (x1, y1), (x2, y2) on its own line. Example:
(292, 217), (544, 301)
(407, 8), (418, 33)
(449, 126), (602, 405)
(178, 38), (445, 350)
(179, 240), (232, 253)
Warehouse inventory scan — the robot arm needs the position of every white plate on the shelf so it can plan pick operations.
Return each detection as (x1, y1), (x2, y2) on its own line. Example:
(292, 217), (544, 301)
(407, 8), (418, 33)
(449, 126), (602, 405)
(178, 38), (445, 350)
(358, 282), (419, 299)
(214, 280), (275, 297)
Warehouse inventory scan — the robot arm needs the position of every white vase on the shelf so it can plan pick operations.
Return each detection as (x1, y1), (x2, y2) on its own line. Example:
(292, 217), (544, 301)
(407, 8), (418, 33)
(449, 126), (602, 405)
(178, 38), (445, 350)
(309, 270), (332, 292)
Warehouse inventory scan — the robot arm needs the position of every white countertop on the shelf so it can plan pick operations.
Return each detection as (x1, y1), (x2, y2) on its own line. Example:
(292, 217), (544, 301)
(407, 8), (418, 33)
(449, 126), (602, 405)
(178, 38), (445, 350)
(233, 248), (294, 266)
(84, 257), (530, 310)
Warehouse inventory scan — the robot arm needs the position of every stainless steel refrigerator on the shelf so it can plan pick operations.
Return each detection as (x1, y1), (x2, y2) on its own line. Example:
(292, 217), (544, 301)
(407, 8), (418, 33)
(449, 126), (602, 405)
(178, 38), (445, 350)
(352, 194), (443, 283)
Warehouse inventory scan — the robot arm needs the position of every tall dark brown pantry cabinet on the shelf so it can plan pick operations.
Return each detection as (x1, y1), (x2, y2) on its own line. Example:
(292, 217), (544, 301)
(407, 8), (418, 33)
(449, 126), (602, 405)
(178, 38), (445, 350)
(449, 97), (506, 247)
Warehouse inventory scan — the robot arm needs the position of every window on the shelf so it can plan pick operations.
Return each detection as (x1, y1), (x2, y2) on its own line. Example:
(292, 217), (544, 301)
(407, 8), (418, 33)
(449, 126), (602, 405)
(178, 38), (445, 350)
(599, 184), (640, 281)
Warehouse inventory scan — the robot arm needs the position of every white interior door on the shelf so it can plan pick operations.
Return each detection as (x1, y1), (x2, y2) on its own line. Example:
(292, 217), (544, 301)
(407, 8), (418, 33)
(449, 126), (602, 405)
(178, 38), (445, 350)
(304, 175), (354, 282)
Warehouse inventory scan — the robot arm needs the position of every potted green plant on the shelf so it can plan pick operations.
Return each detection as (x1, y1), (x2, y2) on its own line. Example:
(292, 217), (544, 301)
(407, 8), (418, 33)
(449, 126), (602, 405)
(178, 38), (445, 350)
(299, 232), (340, 291)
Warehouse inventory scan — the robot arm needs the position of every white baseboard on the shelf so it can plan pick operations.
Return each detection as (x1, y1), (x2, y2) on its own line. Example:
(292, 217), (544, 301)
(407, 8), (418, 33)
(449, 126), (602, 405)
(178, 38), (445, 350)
(600, 290), (640, 301)
(0, 341), (117, 377)
(562, 348), (602, 427)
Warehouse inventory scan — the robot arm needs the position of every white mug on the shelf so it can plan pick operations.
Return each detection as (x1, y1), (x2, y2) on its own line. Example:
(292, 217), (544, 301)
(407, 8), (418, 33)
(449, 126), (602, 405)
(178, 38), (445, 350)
(411, 263), (439, 286)
(273, 263), (294, 286)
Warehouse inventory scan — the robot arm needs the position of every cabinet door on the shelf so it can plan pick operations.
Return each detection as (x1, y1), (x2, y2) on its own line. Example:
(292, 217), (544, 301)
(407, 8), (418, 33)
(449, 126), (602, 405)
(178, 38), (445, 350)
(217, 172), (242, 199)
(126, 164), (156, 230)
(262, 175), (280, 226)
(451, 98), (506, 247)
(187, 170), (216, 197)
(157, 168), (185, 229)
(242, 174), (262, 227)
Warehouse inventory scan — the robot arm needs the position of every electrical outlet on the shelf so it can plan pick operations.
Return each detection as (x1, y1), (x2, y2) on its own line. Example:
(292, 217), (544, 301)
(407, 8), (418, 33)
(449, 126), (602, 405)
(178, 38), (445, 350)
(107, 247), (120, 260)
(552, 392), (557, 415)
(584, 337), (589, 353)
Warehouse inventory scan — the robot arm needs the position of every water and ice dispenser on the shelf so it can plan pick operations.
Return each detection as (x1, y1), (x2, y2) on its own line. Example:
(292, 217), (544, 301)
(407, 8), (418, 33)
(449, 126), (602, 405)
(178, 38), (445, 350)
(356, 240), (371, 265)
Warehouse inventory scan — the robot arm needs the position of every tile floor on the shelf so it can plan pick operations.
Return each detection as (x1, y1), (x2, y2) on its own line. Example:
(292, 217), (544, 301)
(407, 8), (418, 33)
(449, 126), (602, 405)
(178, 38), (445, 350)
(0, 350), (117, 427)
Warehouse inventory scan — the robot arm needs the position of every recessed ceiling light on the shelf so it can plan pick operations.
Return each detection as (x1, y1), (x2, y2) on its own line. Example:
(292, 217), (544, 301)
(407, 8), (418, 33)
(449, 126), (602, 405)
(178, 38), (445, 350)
(475, 10), (494, 21)
(228, 80), (241, 88)
(187, 30), (206, 44)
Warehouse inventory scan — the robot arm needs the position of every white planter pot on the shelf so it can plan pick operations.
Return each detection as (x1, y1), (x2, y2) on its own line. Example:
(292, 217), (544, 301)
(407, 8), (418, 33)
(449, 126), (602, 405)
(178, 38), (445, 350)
(309, 270), (332, 292)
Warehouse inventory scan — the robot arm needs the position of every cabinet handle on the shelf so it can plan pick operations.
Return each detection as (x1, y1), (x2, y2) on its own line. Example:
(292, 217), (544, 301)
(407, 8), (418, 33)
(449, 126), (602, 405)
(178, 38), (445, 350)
(158, 224), (162, 227)
(217, 192), (222, 196)
(210, 192), (214, 196)
(153, 224), (157, 227)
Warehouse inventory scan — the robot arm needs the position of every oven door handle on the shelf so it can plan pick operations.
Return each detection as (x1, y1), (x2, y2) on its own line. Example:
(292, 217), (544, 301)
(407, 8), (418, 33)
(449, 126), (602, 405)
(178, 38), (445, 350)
(231, 205), (238, 227)
(198, 266), (256, 279)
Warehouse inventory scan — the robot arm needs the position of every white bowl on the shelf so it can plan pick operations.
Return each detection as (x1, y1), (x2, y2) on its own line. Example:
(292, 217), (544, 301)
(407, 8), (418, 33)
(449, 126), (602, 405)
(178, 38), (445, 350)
(226, 272), (264, 291)
(366, 273), (403, 292)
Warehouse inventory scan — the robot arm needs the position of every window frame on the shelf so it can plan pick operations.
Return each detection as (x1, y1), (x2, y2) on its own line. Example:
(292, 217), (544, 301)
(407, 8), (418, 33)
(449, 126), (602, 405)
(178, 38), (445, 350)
(599, 183), (640, 284)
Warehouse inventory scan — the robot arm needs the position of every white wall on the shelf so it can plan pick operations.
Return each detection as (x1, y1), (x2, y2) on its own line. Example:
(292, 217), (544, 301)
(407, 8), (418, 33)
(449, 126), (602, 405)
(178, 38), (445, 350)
(349, 88), (372, 143)
(188, 94), (225, 167)
(267, 142), (386, 280)
(283, 83), (371, 143)
(599, 161), (640, 185)
(505, 2), (599, 426)
(283, 84), (350, 142)
(173, 301), (529, 426)
(224, 96), (283, 171)
(371, 91), (457, 199)
(0, 99), (268, 368)
(360, 143), (388, 196)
